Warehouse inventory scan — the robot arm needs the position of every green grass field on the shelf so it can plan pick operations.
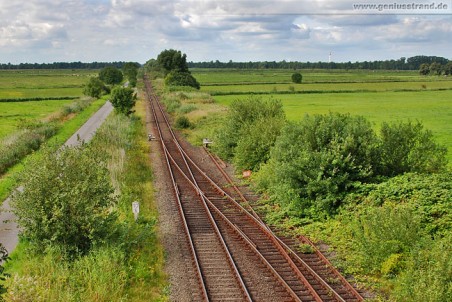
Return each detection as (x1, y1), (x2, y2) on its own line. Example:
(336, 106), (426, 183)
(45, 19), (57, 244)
(0, 99), (75, 139)
(191, 69), (452, 163)
(0, 69), (96, 99)
(192, 68), (451, 85)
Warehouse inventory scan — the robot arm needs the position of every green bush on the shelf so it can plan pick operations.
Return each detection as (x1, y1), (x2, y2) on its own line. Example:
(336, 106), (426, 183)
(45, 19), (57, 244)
(378, 120), (447, 176)
(164, 71), (200, 89)
(213, 96), (286, 162)
(11, 146), (118, 257)
(257, 112), (379, 216)
(83, 77), (106, 99)
(175, 116), (191, 129)
(292, 72), (302, 83)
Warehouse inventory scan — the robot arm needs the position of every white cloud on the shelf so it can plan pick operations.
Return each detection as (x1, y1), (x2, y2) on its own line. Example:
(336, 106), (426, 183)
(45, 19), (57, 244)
(0, 0), (450, 63)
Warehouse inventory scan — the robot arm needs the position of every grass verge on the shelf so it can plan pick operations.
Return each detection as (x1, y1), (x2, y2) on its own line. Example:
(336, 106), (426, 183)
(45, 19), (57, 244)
(2, 95), (168, 301)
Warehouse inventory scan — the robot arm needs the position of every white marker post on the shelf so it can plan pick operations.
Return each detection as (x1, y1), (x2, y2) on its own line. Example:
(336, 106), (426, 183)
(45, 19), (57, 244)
(132, 201), (140, 221)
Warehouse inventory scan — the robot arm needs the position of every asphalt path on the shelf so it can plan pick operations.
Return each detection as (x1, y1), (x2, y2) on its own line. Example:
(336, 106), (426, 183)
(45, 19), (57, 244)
(0, 101), (113, 255)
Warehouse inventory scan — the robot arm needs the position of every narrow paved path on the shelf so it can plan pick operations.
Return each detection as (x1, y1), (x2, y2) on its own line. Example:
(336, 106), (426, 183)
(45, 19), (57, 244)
(0, 101), (113, 255)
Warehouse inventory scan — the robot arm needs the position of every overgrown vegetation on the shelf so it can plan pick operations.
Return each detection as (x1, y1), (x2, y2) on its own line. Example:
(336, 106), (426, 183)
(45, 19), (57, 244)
(0, 98), (94, 176)
(2, 105), (167, 300)
(11, 146), (118, 257)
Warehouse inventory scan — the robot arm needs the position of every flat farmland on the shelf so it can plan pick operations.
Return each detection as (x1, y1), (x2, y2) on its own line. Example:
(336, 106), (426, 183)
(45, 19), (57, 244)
(0, 69), (96, 99)
(191, 69), (452, 163)
(0, 99), (74, 139)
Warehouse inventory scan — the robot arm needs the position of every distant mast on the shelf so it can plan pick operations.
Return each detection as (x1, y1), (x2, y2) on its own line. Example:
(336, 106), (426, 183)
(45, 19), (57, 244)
(328, 51), (332, 63)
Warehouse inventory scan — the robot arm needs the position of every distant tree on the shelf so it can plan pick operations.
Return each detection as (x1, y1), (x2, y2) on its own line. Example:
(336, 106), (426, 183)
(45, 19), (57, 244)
(122, 62), (140, 87)
(99, 66), (123, 85)
(419, 63), (430, 76)
(164, 71), (200, 89)
(429, 62), (442, 75)
(83, 77), (106, 98)
(110, 86), (137, 115)
(157, 49), (189, 75)
(291, 72), (302, 83)
(443, 62), (452, 76)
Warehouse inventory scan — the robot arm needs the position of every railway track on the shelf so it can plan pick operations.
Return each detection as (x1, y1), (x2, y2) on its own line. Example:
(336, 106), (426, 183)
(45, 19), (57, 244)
(144, 76), (364, 302)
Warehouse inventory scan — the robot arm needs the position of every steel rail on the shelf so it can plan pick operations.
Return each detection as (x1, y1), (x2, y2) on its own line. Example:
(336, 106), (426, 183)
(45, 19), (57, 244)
(146, 81), (323, 301)
(145, 79), (209, 301)
(146, 78), (252, 301)
(164, 147), (302, 302)
(204, 147), (364, 302)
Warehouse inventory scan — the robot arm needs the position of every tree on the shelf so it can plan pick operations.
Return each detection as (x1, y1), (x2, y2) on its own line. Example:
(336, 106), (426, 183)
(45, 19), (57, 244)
(419, 63), (430, 75)
(110, 86), (137, 115)
(443, 62), (452, 76)
(378, 120), (447, 176)
(292, 72), (302, 83)
(99, 66), (123, 85)
(157, 49), (189, 75)
(122, 62), (140, 87)
(11, 147), (118, 257)
(83, 77), (106, 98)
(429, 62), (442, 75)
(164, 71), (200, 89)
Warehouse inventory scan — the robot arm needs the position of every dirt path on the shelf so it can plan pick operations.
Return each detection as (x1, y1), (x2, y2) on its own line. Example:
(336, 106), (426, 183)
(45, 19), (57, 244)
(0, 101), (113, 255)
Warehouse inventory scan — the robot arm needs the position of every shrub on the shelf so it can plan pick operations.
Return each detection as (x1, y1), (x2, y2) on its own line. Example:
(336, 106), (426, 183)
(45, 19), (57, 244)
(164, 71), (200, 89)
(175, 116), (191, 129)
(214, 96), (286, 161)
(258, 112), (379, 217)
(378, 120), (447, 176)
(292, 72), (302, 83)
(83, 77), (106, 99)
(0, 123), (59, 175)
(11, 146), (118, 257)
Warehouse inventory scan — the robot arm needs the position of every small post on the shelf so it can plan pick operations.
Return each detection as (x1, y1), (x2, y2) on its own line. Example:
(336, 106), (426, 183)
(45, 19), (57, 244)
(132, 201), (140, 221)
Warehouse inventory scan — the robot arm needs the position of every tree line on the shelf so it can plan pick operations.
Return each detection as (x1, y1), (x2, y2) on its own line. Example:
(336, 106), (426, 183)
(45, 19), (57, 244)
(0, 61), (139, 70)
(188, 55), (450, 71)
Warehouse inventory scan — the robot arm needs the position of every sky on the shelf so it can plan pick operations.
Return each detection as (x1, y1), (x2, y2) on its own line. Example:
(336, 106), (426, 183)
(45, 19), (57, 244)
(0, 0), (451, 64)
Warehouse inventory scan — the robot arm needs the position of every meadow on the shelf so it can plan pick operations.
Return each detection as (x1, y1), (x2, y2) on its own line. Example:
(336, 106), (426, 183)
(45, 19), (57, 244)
(0, 69), (95, 99)
(191, 69), (452, 163)
(0, 99), (74, 139)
